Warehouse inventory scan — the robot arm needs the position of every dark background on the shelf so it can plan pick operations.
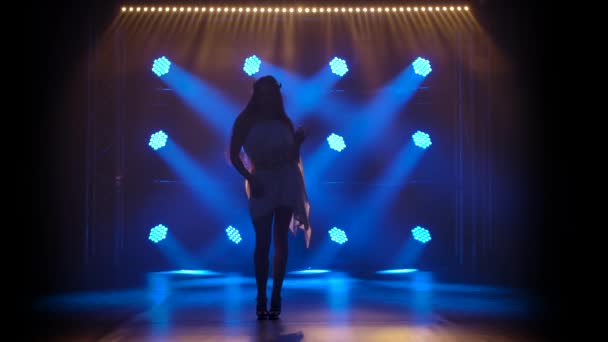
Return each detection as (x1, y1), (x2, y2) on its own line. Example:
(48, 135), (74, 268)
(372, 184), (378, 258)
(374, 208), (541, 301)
(30, 0), (557, 329)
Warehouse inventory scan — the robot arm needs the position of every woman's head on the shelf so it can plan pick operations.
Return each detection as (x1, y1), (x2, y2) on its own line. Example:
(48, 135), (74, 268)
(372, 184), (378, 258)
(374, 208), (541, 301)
(239, 75), (293, 129)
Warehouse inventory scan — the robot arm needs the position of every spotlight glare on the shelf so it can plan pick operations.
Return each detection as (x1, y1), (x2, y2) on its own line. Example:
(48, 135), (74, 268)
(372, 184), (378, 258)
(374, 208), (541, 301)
(414, 7), (419, 12)
(121, 7), (126, 12)
(412, 56), (432, 77)
(443, 6), (448, 11)
(407, 7), (411, 12)
(232, 7), (236, 12)
(329, 57), (349, 77)
(305, 8), (309, 13)
(348, 8), (353, 12)
(328, 227), (348, 245)
(392, 7), (397, 12)
(246, 8), (250, 12)
(327, 133), (347, 152)
(313, 8), (318, 13)
(412, 130), (432, 149)
(465, 6), (469, 11)
(151, 7), (156, 12)
(148, 130), (169, 150)
(275, 8), (279, 12)
(298, 7), (302, 12)
(363, 8), (368, 12)
(429, 7), (433, 11)
(165, 7), (169, 12)
(135, 7), (141, 12)
(334, 7), (339, 12)
(148, 224), (168, 243)
(421, 7), (426, 11)
(450, 6), (455, 11)
(210, 7), (215, 12)
(356, 8), (360, 12)
(172, 7), (176, 12)
(243, 55), (262, 76)
(457, 6), (462, 11)
(224, 7), (229, 12)
(226, 226), (243, 244)
(151, 56), (171, 77)
(342, 7), (346, 12)
(435, 6), (440, 11)
(411, 226), (432, 243)
(385, 7), (389, 12)
(399, 7), (404, 11)
(253, 7), (257, 12)
(282, 8), (287, 12)
(239, 7), (242, 12)
(179, 7), (183, 12)
(129, 7), (133, 12)
(371, 8), (375, 12)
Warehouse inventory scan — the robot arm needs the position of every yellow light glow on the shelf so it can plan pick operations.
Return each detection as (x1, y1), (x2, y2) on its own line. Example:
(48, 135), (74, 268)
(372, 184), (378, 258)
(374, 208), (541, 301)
(407, 7), (411, 12)
(457, 6), (462, 11)
(465, 6), (469, 11)
(414, 7), (419, 12)
(187, 7), (191, 12)
(128, 7), (133, 12)
(356, 8), (361, 12)
(239, 8), (243, 12)
(275, 8), (279, 12)
(289, 8), (294, 13)
(399, 7), (404, 12)
(121, 7), (126, 12)
(320, 8), (325, 12)
(313, 8), (318, 13)
(370, 8), (375, 12)
(179, 7), (183, 12)
(136, 7), (140, 12)
(450, 6), (455, 11)
(385, 7), (389, 12)
(151, 7), (156, 12)
(298, 7), (302, 13)
(172, 7), (176, 12)
(363, 8), (368, 12)
(246, 8), (250, 12)
(282, 8), (287, 13)
(253, 8), (257, 12)
(341, 7), (346, 12)
(194, 7), (198, 12)
(305, 8), (309, 13)
(392, 7), (397, 12)
(224, 7), (229, 12)
(261, 8), (265, 12)
(442, 6), (447, 11)
(348, 8), (353, 12)
(435, 6), (440, 11)
(231, 8), (236, 12)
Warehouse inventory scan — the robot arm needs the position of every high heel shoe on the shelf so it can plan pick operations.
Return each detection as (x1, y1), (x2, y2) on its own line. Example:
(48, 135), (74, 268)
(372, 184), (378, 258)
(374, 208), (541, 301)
(256, 305), (269, 320)
(268, 308), (281, 320)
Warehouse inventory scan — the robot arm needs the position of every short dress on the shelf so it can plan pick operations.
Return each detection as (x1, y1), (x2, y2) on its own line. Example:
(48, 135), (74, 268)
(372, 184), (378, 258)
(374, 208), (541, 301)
(241, 119), (312, 248)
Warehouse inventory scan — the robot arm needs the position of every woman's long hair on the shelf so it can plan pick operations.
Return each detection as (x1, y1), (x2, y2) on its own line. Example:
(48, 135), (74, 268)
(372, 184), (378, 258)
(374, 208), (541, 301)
(234, 75), (295, 136)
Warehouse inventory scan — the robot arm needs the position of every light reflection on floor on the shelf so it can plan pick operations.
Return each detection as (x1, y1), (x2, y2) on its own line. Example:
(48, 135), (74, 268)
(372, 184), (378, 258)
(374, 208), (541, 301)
(33, 270), (546, 341)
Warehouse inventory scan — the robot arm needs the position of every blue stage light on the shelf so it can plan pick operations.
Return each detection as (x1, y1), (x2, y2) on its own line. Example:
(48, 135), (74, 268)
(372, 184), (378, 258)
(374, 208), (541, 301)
(243, 55), (262, 76)
(149, 130), (168, 150)
(327, 133), (346, 152)
(226, 225), (242, 244)
(412, 130), (432, 149)
(329, 57), (349, 77)
(328, 227), (348, 244)
(411, 226), (431, 243)
(149, 224), (168, 243)
(152, 56), (171, 77)
(412, 57), (432, 77)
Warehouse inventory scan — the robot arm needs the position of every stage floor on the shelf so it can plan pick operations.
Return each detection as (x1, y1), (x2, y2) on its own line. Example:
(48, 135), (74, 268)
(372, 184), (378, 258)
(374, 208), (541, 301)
(31, 271), (549, 341)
